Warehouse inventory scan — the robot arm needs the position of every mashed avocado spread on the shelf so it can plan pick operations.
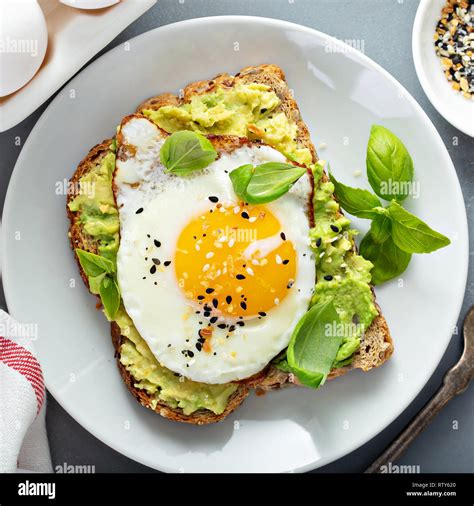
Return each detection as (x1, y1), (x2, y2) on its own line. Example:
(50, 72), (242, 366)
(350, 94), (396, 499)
(69, 82), (377, 414)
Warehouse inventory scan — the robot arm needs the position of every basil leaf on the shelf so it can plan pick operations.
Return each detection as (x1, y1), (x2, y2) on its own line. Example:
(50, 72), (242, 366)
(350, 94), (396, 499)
(370, 213), (392, 243)
(99, 274), (120, 320)
(160, 131), (217, 176)
(75, 249), (115, 277)
(88, 272), (106, 295)
(287, 300), (343, 388)
(388, 201), (450, 254)
(230, 162), (306, 204)
(366, 125), (414, 202)
(329, 170), (383, 219)
(360, 231), (412, 285)
(229, 164), (254, 200)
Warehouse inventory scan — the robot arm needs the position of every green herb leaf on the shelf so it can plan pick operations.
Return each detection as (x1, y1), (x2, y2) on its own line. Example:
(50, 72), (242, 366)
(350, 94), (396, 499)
(329, 170), (383, 219)
(366, 125), (414, 202)
(229, 164), (254, 200)
(388, 201), (450, 253)
(75, 249), (115, 277)
(99, 274), (120, 320)
(360, 231), (412, 285)
(370, 213), (392, 243)
(230, 162), (306, 204)
(160, 131), (217, 176)
(88, 272), (106, 295)
(287, 300), (343, 388)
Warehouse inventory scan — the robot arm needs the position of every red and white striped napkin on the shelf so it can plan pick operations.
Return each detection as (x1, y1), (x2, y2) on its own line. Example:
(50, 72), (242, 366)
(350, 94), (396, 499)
(0, 310), (52, 473)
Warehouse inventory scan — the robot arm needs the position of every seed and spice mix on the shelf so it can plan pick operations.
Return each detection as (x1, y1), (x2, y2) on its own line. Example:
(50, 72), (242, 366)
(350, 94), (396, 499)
(434, 0), (474, 99)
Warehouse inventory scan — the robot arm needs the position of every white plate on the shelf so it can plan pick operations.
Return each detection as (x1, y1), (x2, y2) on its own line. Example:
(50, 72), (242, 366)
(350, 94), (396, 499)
(2, 16), (468, 473)
(413, 0), (474, 137)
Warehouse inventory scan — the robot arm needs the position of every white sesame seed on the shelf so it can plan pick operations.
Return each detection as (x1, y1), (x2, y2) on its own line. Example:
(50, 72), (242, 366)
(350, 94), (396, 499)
(233, 206), (240, 214)
(228, 238), (235, 248)
(195, 244), (200, 251)
(249, 216), (257, 223)
(251, 259), (259, 265)
(276, 254), (282, 264)
(274, 298), (280, 305)
(246, 267), (255, 276)
(318, 142), (327, 150)
(205, 252), (214, 259)
(353, 169), (362, 177)
(218, 235), (227, 242)
(203, 264), (210, 272)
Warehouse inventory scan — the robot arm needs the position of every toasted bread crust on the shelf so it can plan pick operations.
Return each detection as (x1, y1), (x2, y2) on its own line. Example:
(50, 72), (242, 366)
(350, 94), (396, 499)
(68, 64), (393, 424)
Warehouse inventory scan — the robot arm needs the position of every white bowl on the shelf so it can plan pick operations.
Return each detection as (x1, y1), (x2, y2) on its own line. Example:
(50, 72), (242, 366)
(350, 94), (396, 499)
(413, 0), (474, 137)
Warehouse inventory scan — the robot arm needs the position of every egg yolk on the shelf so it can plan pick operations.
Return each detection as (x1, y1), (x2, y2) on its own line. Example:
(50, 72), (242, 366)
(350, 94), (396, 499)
(174, 201), (297, 318)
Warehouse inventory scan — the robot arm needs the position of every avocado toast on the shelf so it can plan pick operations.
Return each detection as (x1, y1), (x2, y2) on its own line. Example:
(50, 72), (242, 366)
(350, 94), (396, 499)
(67, 64), (393, 424)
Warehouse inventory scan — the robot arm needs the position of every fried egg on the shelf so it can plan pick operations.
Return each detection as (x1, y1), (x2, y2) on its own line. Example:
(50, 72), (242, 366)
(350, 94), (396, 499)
(114, 116), (315, 384)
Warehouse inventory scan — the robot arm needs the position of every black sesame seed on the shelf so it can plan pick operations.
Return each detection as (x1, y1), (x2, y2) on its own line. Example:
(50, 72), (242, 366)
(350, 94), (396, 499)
(208, 196), (219, 203)
(282, 259), (290, 265)
(236, 321), (245, 327)
(196, 342), (202, 352)
(213, 352), (217, 356)
(197, 295), (205, 300)
(330, 225), (339, 233)
(324, 275), (333, 281)
(154, 239), (161, 248)
(204, 304), (212, 312)
(167, 344), (171, 347)
(280, 232), (286, 240)
(236, 274), (246, 280)
(218, 323), (227, 329)
(287, 280), (294, 289)
(206, 288), (215, 294)
(147, 234), (151, 238)
(241, 211), (250, 220)
(226, 295), (232, 304)
(150, 265), (157, 274)
(258, 312), (267, 317)
(187, 350), (194, 358)
(164, 260), (171, 267)
(152, 258), (161, 265)
(210, 316), (218, 324)
(240, 301), (247, 310)
(135, 208), (144, 214)
(212, 298), (218, 309)
(316, 237), (322, 247)
(260, 108), (268, 113)
(228, 325), (236, 332)
(203, 311), (211, 318)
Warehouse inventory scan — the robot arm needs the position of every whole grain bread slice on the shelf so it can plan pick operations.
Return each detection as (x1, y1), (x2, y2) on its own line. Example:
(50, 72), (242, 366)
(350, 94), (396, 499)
(136, 64), (394, 389)
(67, 130), (313, 424)
(67, 64), (394, 424)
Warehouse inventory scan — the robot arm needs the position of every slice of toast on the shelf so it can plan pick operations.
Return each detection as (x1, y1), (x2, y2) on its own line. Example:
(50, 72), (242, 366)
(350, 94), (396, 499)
(137, 64), (394, 389)
(68, 64), (393, 424)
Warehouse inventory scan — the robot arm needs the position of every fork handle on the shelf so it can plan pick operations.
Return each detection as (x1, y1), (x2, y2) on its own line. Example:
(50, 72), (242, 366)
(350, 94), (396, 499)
(365, 381), (456, 473)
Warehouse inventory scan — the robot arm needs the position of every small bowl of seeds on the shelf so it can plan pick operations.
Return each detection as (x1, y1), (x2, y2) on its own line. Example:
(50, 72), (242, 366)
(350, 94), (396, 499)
(413, 0), (474, 137)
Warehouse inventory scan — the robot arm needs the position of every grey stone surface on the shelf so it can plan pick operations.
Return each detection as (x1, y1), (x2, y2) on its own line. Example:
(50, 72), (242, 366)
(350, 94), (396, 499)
(0, 0), (472, 473)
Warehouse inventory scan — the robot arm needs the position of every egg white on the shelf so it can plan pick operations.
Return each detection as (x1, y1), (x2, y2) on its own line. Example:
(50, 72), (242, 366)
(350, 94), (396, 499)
(114, 116), (315, 384)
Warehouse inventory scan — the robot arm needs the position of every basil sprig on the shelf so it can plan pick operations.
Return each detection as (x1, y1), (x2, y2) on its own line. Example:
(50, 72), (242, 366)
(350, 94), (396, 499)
(160, 131), (217, 176)
(230, 162), (306, 204)
(330, 125), (449, 285)
(286, 300), (343, 388)
(75, 249), (120, 319)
